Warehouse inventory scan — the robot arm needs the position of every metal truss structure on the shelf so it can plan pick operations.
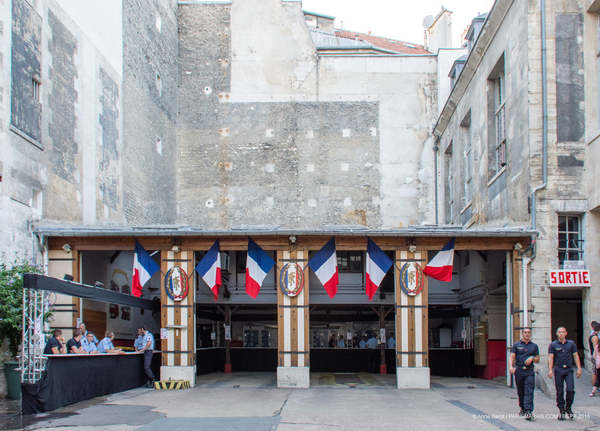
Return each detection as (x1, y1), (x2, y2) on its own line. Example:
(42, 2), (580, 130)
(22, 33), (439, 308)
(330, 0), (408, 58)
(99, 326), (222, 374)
(20, 288), (50, 384)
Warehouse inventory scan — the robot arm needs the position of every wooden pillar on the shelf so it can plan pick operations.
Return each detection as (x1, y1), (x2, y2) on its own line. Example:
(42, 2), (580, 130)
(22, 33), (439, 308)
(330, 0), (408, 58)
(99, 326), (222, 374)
(160, 248), (196, 385)
(276, 248), (310, 388)
(379, 305), (386, 374)
(395, 249), (429, 389)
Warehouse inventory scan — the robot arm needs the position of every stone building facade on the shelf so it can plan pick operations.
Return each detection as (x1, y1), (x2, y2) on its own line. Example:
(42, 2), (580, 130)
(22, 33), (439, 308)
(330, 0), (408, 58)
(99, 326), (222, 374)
(2, 0), (597, 390)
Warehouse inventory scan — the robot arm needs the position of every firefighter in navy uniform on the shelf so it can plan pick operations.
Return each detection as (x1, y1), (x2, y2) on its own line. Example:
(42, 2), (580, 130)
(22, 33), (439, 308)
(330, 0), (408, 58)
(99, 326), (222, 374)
(548, 327), (582, 420)
(509, 328), (539, 420)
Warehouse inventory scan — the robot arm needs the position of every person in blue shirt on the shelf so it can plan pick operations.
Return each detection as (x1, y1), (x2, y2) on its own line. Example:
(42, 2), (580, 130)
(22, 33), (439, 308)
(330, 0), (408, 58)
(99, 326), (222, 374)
(336, 335), (345, 348)
(359, 335), (367, 349)
(509, 328), (539, 420)
(134, 327), (144, 351)
(548, 327), (582, 420)
(79, 323), (98, 344)
(387, 332), (396, 349)
(366, 334), (378, 373)
(81, 332), (99, 354)
(139, 325), (155, 388)
(97, 331), (124, 354)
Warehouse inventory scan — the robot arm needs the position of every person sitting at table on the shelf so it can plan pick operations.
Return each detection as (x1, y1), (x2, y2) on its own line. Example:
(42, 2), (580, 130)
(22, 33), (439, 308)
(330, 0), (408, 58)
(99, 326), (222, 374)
(67, 330), (87, 354)
(97, 331), (124, 354)
(78, 322), (98, 343)
(44, 329), (67, 354)
(81, 332), (99, 354)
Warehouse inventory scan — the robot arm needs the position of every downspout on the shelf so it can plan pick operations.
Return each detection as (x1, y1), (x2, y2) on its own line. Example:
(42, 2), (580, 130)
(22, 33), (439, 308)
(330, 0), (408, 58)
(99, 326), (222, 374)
(506, 250), (513, 387)
(523, 0), (548, 328)
(433, 140), (439, 225)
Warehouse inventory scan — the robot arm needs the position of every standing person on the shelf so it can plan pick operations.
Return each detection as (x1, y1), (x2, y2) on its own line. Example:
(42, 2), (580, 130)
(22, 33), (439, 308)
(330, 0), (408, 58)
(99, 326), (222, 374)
(359, 335), (367, 349)
(78, 323), (98, 343)
(509, 328), (539, 420)
(139, 325), (155, 388)
(366, 333), (378, 373)
(548, 327), (582, 420)
(337, 335), (345, 348)
(387, 332), (396, 349)
(589, 322), (599, 393)
(134, 327), (144, 351)
(328, 333), (337, 348)
(590, 339), (600, 396)
(43, 329), (66, 354)
(97, 331), (124, 354)
(66, 330), (86, 354)
(81, 332), (99, 353)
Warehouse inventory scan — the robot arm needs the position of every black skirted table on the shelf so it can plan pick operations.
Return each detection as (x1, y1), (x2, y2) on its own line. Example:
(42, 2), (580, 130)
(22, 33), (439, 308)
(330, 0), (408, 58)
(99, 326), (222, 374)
(21, 351), (160, 414)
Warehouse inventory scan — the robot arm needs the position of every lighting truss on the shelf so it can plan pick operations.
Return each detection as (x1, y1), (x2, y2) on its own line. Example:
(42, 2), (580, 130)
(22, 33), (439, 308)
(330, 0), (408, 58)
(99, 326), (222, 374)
(20, 288), (50, 384)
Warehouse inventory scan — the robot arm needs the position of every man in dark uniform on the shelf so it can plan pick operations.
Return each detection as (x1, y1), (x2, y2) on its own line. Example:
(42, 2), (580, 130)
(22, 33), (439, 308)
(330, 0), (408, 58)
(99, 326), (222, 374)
(548, 327), (582, 420)
(509, 328), (539, 420)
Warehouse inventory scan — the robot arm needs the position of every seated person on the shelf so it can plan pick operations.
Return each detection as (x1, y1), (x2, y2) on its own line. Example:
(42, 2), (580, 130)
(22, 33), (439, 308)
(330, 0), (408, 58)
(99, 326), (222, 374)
(97, 331), (124, 354)
(78, 322), (98, 343)
(44, 329), (67, 354)
(81, 332), (99, 354)
(67, 330), (87, 354)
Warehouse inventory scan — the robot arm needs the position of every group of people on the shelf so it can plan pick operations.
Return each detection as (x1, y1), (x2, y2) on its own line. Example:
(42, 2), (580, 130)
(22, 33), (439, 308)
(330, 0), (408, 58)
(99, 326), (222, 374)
(44, 324), (123, 355)
(44, 323), (157, 388)
(327, 332), (396, 350)
(509, 326), (583, 421)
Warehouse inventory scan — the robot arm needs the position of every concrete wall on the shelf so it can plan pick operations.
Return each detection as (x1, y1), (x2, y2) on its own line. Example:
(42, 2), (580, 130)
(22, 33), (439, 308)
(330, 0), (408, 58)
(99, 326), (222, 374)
(177, 0), (437, 230)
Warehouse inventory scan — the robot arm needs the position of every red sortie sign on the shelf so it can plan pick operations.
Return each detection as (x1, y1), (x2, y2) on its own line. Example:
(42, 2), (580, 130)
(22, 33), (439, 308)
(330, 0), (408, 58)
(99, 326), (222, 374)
(548, 270), (591, 287)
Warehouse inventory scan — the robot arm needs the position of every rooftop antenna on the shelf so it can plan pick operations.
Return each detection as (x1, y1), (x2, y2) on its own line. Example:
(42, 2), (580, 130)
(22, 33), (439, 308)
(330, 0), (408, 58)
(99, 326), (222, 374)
(422, 15), (434, 51)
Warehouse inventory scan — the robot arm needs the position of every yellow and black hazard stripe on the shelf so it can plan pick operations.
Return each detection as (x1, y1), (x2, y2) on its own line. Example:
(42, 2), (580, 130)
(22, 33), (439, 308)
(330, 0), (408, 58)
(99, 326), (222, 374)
(154, 380), (191, 390)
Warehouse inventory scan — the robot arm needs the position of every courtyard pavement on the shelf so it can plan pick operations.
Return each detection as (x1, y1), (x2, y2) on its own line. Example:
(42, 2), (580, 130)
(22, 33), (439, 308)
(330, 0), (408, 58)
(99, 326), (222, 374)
(0, 370), (599, 431)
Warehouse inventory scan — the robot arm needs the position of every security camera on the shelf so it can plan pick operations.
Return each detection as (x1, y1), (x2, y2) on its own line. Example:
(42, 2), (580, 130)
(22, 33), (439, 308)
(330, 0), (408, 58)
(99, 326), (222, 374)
(408, 245), (417, 253)
(514, 243), (523, 251)
(289, 235), (297, 244)
(62, 244), (72, 253)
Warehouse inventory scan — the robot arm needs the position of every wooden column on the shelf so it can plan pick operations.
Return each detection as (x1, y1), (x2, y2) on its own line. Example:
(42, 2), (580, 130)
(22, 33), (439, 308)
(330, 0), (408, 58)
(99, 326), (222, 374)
(160, 249), (195, 384)
(276, 249), (310, 388)
(395, 249), (429, 388)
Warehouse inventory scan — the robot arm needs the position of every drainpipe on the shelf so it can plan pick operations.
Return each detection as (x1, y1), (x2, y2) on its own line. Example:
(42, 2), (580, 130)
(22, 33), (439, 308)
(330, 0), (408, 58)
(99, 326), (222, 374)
(523, 0), (548, 330)
(506, 251), (513, 387)
(433, 141), (439, 225)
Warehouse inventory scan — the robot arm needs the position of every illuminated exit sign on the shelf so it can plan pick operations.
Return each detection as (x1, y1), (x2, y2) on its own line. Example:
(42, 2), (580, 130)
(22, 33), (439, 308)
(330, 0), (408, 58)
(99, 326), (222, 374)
(548, 270), (591, 287)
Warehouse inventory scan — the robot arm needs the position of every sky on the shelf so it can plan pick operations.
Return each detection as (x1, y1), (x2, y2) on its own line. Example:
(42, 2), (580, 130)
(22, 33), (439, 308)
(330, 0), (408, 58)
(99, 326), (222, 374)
(299, 0), (496, 47)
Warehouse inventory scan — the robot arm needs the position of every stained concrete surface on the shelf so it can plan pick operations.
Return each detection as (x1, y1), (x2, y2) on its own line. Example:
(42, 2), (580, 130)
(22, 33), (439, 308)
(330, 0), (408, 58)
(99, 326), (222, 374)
(1, 371), (600, 431)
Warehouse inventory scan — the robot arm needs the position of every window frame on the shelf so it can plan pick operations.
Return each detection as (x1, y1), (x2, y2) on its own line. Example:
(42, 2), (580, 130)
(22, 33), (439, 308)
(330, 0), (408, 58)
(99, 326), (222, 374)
(558, 214), (584, 266)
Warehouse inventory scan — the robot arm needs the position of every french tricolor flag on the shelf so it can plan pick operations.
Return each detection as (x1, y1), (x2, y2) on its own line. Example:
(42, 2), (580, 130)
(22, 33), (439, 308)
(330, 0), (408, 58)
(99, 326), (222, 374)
(195, 240), (222, 301)
(365, 238), (394, 301)
(245, 238), (276, 299)
(132, 240), (161, 297)
(308, 237), (339, 298)
(423, 238), (455, 282)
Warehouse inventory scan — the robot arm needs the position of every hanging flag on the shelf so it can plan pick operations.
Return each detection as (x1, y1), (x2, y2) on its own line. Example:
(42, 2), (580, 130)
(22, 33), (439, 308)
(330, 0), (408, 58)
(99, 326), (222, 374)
(308, 237), (339, 298)
(423, 238), (455, 282)
(132, 240), (161, 297)
(365, 238), (394, 301)
(195, 240), (222, 301)
(245, 238), (276, 299)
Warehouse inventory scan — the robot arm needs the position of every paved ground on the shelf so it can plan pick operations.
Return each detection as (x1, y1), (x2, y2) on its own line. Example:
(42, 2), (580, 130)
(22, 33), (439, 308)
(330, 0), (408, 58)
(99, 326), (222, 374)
(1, 370), (599, 431)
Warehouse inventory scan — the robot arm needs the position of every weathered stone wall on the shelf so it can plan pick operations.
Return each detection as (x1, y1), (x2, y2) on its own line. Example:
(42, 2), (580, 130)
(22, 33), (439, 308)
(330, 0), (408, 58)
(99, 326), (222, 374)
(122, 0), (179, 225)
(177, 1), (436, 229)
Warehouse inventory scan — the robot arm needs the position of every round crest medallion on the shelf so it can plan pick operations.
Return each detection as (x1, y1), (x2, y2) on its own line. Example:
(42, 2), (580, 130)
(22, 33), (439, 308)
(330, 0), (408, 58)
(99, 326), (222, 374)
(164, 267), (189, 301)
(279, 263), (304, 297)
(399, 262), (424, 296)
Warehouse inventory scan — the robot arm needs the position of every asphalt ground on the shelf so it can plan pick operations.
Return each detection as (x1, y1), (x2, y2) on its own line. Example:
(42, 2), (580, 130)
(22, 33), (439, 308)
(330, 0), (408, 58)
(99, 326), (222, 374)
(0, 370), (599, 431)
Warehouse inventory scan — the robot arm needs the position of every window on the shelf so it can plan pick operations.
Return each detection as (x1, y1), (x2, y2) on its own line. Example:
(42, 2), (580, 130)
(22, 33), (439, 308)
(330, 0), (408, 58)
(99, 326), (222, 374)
(337, 251), (362, 273)
(494, 71), (506, 171)
(460, 111), (472, 208)
(156, 136), (162, 155)
(487, 54), (506, 178)
(558, 215), (583, 266)
(32, 76), (41, 102)
(444, 141), (453, 223)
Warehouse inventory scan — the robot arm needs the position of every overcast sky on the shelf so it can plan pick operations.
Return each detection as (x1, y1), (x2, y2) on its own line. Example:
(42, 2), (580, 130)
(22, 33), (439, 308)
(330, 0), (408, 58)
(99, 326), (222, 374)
(300, 0), (495, 47)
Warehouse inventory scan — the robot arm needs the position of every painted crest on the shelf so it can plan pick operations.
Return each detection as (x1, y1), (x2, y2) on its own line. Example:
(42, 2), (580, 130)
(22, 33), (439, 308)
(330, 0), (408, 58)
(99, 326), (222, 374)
(399, 262), (424, 296)
(279, 263), (304, 297)
(164, 267), (189, 301)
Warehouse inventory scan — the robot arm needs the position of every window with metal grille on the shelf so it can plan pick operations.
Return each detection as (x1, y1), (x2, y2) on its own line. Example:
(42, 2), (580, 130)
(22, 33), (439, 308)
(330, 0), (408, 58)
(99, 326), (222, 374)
(558, 215), (583, 265)
(337, 251), (363, 273)
(495, 71), (506, 171)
